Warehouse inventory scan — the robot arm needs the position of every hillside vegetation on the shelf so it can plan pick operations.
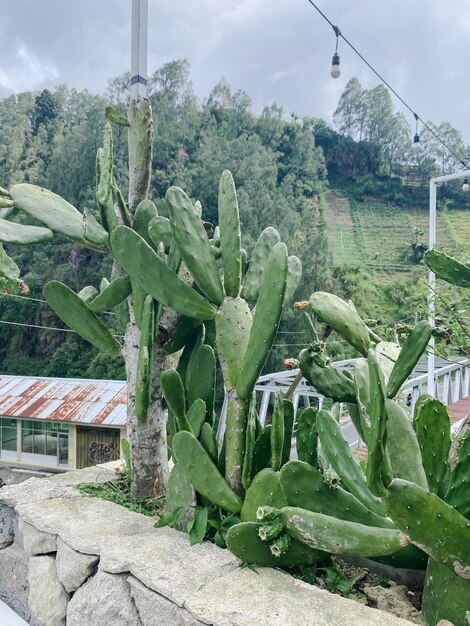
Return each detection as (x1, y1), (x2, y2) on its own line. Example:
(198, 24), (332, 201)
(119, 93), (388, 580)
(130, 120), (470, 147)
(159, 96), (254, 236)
(0, 62), (469, 378)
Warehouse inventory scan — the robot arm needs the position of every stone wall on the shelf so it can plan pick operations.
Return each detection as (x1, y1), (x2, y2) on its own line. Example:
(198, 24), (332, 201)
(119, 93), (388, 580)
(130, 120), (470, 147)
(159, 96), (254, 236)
(0, 463), (413, 626)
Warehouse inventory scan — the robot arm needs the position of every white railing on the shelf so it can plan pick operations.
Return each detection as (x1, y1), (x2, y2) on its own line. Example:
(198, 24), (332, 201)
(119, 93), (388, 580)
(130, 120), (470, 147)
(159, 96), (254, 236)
(217, 358), (470, 441)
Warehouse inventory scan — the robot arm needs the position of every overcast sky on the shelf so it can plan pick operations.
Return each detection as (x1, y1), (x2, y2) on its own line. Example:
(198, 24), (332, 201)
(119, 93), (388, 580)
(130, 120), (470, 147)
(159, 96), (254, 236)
(2, 0), (470, 144)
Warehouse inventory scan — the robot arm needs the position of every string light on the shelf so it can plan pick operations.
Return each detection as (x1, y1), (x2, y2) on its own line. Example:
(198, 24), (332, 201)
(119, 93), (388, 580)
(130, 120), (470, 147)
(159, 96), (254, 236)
(305, 0), (469, 169)
(330, 26), (341, 79)
(412, 113), (420, 151)
(463, 178), (469, 192)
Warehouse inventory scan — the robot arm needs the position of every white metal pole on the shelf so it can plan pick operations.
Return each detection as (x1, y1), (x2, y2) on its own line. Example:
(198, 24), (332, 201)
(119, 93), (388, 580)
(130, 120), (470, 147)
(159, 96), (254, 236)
(131, 0), (149, 98)
(427, 169), (470, 397)
(427, 179), (436, 396)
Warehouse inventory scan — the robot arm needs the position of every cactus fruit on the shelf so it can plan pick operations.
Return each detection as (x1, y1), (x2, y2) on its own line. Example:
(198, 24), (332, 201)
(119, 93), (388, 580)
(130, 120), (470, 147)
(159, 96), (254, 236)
(386, 320), (432, 398)
(111, 226), (217, 320)
(309, 292), (371, 356)
(225, 522), (326, 566)
(43, 281), (121, 356)
(172, 430), (242, 513)
(10, 183), (108, 248)
(425, 248), (470, 288)
(278, 506), (408, 557)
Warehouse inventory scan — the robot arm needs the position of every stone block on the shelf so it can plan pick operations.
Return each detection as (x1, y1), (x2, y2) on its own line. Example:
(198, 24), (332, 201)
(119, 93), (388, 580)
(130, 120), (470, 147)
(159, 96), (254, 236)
(28, 555), (68, 626)
(184, 566), (413, 626)
(0, 502), (16, 549)
(19, 519), (56, 556)
(55, 537), (98, 593)
(67, 568), (142, 626)
(128, 576), (202, 626)
(100, 526), (238, 606)
(17, 496), (155, 555)
(0, 543), (31, 622)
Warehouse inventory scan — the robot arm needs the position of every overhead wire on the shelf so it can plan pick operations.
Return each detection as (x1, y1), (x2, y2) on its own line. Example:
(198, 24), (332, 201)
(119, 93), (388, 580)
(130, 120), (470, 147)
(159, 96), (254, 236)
(305, 0), (469, 169)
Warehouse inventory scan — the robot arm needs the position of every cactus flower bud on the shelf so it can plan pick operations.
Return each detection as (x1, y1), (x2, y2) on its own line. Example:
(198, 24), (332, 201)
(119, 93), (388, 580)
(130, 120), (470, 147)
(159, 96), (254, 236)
(283, 358), (298, 370)
(294, 300), (309, 311)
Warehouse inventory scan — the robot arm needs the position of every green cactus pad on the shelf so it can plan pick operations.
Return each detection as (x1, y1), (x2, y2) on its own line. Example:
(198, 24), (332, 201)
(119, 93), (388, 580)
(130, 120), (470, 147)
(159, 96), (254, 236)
(160, 369), (191, 432)
(218, 170), (241, 297)
(0, 219), (52, 245)
(283, 256), (302, 308)
(242, 397), (257, 490)
(271, 390), (285, 472)
(446, 428), (470, 518)
(135, 296), (154, 421)
(163, 316), (201, 355)
(186, 399), (206, 438)
(240, 468), (288, 522)
(241, 227), (281, 302)
(186, 344), (216, 422)
(89, 275), (131, 312)
(421, 558), (470, 626)
(317, 408), (385, 515)
(111, 226), (216, 320)
(280, 461), (393, 529)
(299, 348), (357, 403)
(413, 396), (451, 495)
(237, 242), (288, 400)
(173, 430), (243, 513)
(366, 350), (392, 498)
(0, 244), (20, 280)
(199, 422), (218, 463)
(216, 297), (253, 391)
(43, 281), (121, 356)
(96, 124), (118, 233)
(375, 341), (401, 385)
(166, 186), (224, 305)
(309, 292), (371, 356)
(282, 399), (294, 466)
(166, 463), (195, 530)
(386, 321), (432, 398)
(295, 408), (318, 467)
(251, 425), (272, 477)
(0, 197), (14, 209)
(385, 478), (470, 577)
(133, 199), (158, 248)
(425, 248), (470, 287)
(225, 522), (326, 566)
(10, 183), (108, 247)
(77, 286), (99, 304)
(279, 506), (407, 557)
(148, 216), (173, 250)
(105, 106), (129, 127)
(386, 399), (428, 489)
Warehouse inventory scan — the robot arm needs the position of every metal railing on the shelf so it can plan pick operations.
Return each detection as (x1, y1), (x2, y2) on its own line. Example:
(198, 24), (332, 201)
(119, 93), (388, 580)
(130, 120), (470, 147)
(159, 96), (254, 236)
(217, 358), (470, 441)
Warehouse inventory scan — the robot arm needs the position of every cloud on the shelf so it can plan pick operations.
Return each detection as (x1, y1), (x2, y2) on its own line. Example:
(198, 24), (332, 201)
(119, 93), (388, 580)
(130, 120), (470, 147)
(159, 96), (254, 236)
(0, 44), (58, 93)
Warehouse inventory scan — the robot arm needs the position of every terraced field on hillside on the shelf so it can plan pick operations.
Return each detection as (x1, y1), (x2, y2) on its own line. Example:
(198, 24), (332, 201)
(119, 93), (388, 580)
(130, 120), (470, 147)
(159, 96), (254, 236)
(325, 191), (464, 270)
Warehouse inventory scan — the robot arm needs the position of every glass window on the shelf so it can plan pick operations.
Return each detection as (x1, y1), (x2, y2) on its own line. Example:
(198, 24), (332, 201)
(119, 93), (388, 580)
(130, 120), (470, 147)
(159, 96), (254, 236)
(32, 432), (46, 455)
(22, 428), (33, 453)
(45, 432), (58, 456)
(58, 434), (69, 465)
(2, 426), (17, 452)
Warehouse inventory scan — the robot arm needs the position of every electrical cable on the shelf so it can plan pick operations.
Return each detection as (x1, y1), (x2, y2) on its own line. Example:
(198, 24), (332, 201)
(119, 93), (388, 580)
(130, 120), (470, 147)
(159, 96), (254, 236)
(0, 319), (124, 339)
(305, 0), (469, 169)
(0, 292), (116, 315)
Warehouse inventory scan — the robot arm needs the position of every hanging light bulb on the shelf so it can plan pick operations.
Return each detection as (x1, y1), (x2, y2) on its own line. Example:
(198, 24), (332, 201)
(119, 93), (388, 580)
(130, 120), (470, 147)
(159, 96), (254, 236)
(463, 178), (469, 192)
(412, 114), (420, 151)
(330, 26), (341, 79)
(331, 52), (341, 79)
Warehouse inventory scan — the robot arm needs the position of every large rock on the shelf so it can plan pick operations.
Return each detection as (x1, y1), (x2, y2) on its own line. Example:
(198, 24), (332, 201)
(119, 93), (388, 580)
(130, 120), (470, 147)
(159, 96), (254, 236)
(67, 569), (142, 626)
(0, 464), (118, 509)
(100, 526), (238, 606)
(128, 576), (202, 626)
(0, 543), (30, 622)
(19, 519), (56, 557)
(184, 566), (413, 626)
(28, 555), (68, 626)
(55, 537), (98, 593)
(17, 497), (155, 555)
(0, 502), (16, 549)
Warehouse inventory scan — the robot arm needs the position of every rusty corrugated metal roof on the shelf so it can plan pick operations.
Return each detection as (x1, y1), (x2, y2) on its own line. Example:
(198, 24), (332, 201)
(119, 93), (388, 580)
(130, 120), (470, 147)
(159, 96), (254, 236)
(0, 375), (127, 427)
